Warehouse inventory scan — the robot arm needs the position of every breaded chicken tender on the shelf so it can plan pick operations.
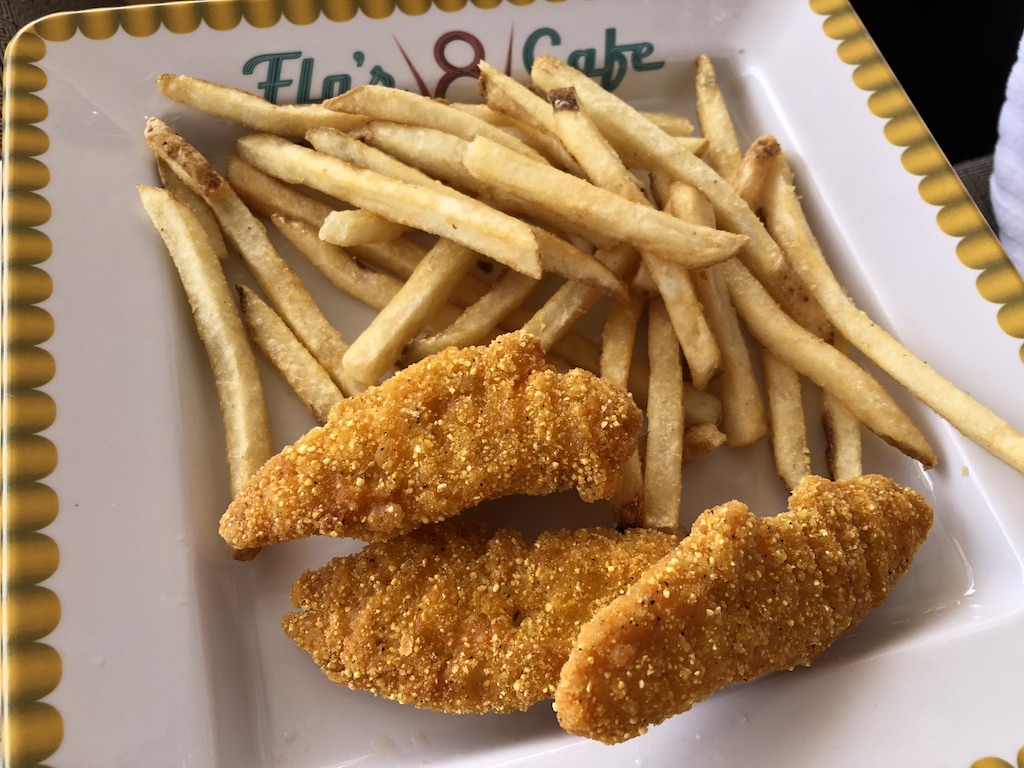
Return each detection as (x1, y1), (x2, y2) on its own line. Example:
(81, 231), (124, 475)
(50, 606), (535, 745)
(283, 520), (679, 713)
(554, 474), (933, 744)
(220, 332), (642, 549)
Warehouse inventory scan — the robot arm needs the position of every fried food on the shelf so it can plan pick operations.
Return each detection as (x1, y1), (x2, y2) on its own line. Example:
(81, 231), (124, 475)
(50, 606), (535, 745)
(554, 474), (933, 744)
(219, 332), (642, 549)
(283, 521), (679, 714)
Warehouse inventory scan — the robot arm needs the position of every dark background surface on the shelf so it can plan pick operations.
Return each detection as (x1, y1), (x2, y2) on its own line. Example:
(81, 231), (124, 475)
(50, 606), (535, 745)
(3, 1), (1024, 168)
(848, 1), (1024, 166)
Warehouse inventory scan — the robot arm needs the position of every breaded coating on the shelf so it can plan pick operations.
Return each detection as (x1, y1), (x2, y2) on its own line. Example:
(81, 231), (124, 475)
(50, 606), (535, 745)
(282, 520), (678, 713)
(554, 474), (933, 744)
(220, 332), (642, 549)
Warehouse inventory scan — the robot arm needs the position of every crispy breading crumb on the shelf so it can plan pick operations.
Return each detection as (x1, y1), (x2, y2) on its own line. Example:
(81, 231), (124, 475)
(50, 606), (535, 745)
(282, 521), (679, 714)
(219, 332), (642, 548)
(553, 474), (934, 744)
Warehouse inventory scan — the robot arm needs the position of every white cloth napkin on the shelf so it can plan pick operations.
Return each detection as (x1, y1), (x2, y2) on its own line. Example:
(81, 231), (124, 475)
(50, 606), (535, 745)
(992, 31), (1024, 274)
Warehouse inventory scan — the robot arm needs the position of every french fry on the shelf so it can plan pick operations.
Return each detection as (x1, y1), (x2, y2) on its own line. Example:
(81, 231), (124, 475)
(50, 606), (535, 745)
(659, 181), (767, 446)
(449, 96), (584, 174)
(642, 110), (696, 138)
(156, 73), (367, 137)
(682, 423), (728, 466)
(762, 348), (811, 490)
(350, 238), (493, 310)
(353, 117), (618, 250)
(404, 268), (538, 362)
(530, 55), (816, 328)
(317, 209), (409, 247)
(546, 87), (720, 388)
(138, 185), (271, 560)
(477, 61), (586, 174)
(351, 120), (628, 290)
(694, 262), (767, 447)
(324, 84), (547, 162)
(522, 243), (640, 351)
(144, 118), (363, 397)
(763, 152), (1024, 474)
(462, 136), (748, 267)
(642, 298), (685, 532)
(234, 132), (543, 279)
(732, 134), (782, 211)
(274, 214), (466, 334)
(693, 54), (743, 183)
(548, 87), (647, 202)
(157, 157), (229, 260)
(342, 238), (480, 385)
(306, 125), (440, 188)
(237, 284), (343, 425)
(601, 294), (646, 529)
(601, 294), (645, 392)
(821, 333), (863, 480)
(270, 214), (406, 311)
(721, 258), (936, 467)
(226, 156), (335, 228)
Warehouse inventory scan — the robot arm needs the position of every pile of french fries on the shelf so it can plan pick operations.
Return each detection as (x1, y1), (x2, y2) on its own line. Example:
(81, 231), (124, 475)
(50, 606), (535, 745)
(140, 54), (1024, 543)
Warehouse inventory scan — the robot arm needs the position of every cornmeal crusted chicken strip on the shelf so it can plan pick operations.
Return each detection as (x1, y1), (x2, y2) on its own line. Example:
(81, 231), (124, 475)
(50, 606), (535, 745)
(220, 331), (642, 549)
(283, 520), (679, 713)
(554, 474), (933, 744)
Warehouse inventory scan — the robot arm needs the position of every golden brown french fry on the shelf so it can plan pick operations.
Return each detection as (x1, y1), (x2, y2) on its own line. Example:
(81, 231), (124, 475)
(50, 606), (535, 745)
(642, 298), (685, 532)
(234, 132), (542, 279)
(693, 54), (744, 183)
(403, 268), (538, 362)
(350, 121), (627, 292)
(324, 84), (547, 162)
(157, 73), (367, 137)
(349, 238), (493, 311)
(693, 263), (767, 447)
(351, 120), (481, 191)
(477, 61), (585, 173)
(728, 133), (812, 483)
(342, 239), (480, 385)
(449, 97), (584, 173)
(317, 209), (408, 247)
(530, 55), (814, 327)
(732, 134), (782, 211)
(462, 136), (747, 267)
(545, 90), (721, 388)
(273, 214), (465, 332)
(306, 125), (440, 187)
(237, 284), (343, 425)
(138, 185), (270, 560)
(144, 118), (363, 397)
(642, 110), (696, 137)
(764, 152), (1024, 474)
(762, 348), (811, 490)
(659, 181), (766, 445)
(721, 258), (936, 467)
(226, 156), (335, 228)
(157, 158), (229, 260)
(270, 214), (405, 311)
(601, 294), (646, 529)
(532, 227), (628, 300)
(601, 294), (645, 393)
(522, 243), (640, 351)
(548, 87), (647, 202)
(821, 333), (863, 480)
(682, 423), (728, 466)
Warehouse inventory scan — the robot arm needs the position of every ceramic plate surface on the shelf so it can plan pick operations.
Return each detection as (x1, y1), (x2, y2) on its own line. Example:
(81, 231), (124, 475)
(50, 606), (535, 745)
(4, 1), (1024, 766)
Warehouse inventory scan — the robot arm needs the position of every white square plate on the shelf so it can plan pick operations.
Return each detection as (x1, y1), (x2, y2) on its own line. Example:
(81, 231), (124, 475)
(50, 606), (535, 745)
(4, 1), (1024, 766)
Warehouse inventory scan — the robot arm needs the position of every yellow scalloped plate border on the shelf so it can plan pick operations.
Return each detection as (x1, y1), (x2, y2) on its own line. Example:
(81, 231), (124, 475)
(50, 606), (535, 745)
(2, 1), (1022, 765)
